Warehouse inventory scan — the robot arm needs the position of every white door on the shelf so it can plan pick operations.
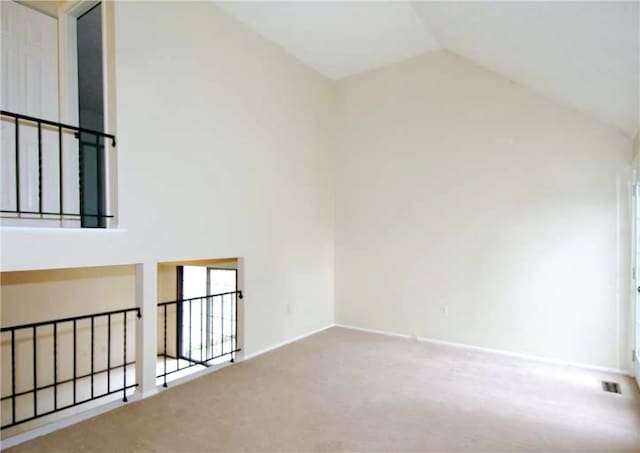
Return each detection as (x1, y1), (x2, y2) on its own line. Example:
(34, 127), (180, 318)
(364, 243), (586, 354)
(1, 0), (60, 226)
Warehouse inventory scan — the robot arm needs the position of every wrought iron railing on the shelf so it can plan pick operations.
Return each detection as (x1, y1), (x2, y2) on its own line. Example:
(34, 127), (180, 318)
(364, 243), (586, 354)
(157, 290), (242, 387)
(0, 307), (140, 430)
(0, 110), (115, 227)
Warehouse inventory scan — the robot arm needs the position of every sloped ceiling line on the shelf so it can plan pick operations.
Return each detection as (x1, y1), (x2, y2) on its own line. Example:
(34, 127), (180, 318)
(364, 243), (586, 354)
(218, 1), (638, 137)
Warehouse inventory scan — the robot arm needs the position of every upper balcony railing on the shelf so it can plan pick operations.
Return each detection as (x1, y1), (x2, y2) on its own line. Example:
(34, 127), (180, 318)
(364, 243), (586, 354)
(0, 110), (115, 228)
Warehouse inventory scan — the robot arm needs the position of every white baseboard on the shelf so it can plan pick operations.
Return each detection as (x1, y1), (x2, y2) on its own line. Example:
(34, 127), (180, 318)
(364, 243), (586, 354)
(243, 324), (335, 361)
(140, 388), (159, 399)
(335, 323), (632, 377)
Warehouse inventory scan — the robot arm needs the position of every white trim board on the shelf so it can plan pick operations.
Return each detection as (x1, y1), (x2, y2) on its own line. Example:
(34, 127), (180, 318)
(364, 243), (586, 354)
(243, 324), (335, 361)
(335, 324), (633, 377)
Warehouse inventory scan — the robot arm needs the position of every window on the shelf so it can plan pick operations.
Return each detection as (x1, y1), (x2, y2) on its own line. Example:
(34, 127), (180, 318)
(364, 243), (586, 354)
(178, 266), (238, 362)
(76, 3), (106, 227)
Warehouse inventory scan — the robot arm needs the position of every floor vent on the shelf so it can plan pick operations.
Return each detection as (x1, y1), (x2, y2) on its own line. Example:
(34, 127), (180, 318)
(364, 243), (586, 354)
(601, 381), (621, 394)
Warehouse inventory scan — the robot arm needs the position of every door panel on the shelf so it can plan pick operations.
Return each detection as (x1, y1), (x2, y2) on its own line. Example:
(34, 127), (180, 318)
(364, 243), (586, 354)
(1, 0), (61, 226)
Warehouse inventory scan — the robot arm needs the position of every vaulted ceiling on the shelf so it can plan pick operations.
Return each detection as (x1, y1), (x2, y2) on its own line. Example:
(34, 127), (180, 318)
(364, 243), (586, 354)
(216, 1), (639, 138)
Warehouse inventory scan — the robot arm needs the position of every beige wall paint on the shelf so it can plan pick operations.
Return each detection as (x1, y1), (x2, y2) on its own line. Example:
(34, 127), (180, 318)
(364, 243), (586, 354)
(334, 51), (633, 371)
(1, 2), (336, 358)
(1, 266), (136, 326)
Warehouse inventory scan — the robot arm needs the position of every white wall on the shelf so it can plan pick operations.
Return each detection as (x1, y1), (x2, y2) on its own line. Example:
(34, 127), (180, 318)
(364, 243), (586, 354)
(334, 51), (633, 371)
(0, 2), (335, 357)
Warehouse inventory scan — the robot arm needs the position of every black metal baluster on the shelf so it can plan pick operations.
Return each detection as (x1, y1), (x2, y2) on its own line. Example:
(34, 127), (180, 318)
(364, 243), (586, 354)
(33, 326), (37, 417)
(189, 300), (192, 362)
(58, 125), (63, 217)
(37, 122), (42, 214)
(176, 301), (181, 372)
(205, 297), (209, 358)
(107, 314), (111, 393)
(95, 134), (103, 225)
(73, 320), (77, 404)
(90, 316), (94, 399)
(53, 323), (58, 410)
(207, 297), (216, 357)
(221, 295), (224, 357)
(231, 293), (236, 363)
(78, 133), (84, 225)
(163, 304), (167, 387)
(203, 298), (207, 360)
(11, 330), (16, 424)
(15, 117), (20, 212)
(123, 311), (127, 402)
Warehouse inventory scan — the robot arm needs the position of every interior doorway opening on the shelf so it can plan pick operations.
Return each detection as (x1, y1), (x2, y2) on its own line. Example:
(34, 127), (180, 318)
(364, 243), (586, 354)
(156, 259), (242, 387)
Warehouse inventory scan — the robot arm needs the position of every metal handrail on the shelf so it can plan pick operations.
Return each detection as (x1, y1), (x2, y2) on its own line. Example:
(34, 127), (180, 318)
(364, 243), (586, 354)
(157, 290), (244, 306)
(0, 110), (116, 145)
(0, 307), (141, 332)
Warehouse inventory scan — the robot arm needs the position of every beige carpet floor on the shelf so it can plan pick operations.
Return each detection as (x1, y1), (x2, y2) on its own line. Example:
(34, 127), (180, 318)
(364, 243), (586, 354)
(6, 327), (640, 452)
